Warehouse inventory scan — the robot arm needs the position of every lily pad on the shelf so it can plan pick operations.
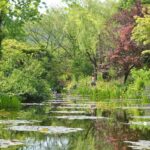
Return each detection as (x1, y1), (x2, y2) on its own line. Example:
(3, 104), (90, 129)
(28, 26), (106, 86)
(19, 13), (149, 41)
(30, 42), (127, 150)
(49, 111), (86, 114)
(0, 120), (41, 125)
(8, 126), (83, 134)
(128, 121), (150, 126)
(0, 139), (23, 148)
(52, 115), (108, 120)
(131, 116), (150, 119)
(51, 106), (90, 109)
(118, 106), (150, 110)
(22, 103), (45, 106)
(124, 140), (150, 150)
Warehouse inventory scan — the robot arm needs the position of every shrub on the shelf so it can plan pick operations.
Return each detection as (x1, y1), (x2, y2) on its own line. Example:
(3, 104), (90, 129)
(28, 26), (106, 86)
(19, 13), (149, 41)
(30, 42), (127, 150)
(71, 77), (124, 101)
(125, 68), (150, 99)
(70, 68), (150, 102)
(0, 94), (21, 110)
(0, 39), (51, 102)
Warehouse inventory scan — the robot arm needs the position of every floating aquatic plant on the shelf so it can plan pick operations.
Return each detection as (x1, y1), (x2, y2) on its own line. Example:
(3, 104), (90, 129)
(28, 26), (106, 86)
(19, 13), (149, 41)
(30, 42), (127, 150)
(124, 140), (150, 150)
(52, 115), (109, 120)
(8, 126), (83, 134)
(0, 139), (23, 148)
(0, 120), (41, 125)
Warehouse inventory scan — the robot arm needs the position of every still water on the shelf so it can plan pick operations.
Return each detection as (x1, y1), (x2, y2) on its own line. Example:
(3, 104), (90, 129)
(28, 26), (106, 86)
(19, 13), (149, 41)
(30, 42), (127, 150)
(0, 97), (150, 150)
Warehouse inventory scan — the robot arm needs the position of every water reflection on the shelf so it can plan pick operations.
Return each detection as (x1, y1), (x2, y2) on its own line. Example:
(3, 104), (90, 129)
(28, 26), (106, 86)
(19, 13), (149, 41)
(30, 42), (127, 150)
(21, 136), (69, 150)
(0, 115), (150, 150)
(0, 98), (150, 150)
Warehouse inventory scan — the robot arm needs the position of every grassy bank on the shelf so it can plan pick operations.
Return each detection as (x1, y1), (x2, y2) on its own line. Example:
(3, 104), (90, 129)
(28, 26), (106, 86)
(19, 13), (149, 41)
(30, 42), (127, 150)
(68, 69), (150, 102)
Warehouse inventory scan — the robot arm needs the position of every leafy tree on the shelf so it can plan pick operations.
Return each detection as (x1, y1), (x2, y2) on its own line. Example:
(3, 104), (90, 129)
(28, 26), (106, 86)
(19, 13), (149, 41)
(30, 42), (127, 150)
(119, 0), (137, 9)
(110, 1), (144, 83)
(25, 8), (66, 52)
(64, 0), (118, 79)
(25, 0), (118, 82)
(0, 0), (9, 50)
(25, 6), (94, 82)
(0, 39), (51, 101)
(132, 14), (150, 66)
(141, 50), (150, 66)
(132, 15), (150, 45)
(24, 9), (72, 89)
(8, 0), (42, 39)
(1, 0), (43, 40)
(118, 0), (150, 9)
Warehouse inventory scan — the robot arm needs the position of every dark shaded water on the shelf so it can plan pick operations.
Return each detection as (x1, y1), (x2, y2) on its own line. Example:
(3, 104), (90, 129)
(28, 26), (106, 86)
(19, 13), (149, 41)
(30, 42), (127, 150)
(0, 97), (150, 150)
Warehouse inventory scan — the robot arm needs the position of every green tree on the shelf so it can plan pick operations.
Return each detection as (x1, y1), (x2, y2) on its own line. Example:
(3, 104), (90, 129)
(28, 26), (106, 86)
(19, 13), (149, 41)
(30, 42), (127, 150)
(118, 0), (150, 9)
(132, 14), (150, 66)
(0, 0), (9, 50)
(25, 0), (118, 81)
(0, 39), (51, 101)
(6, 0), (43, 39)
(24, 9), (72, 89)
(132, 15), (150, 45)
(64, 0), (118, 79)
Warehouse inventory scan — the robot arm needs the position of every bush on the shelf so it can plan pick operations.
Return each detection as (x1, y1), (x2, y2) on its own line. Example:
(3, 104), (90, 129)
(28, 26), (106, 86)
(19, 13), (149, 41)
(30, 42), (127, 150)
(125, 68), (150, 99)
(0, 94), (21, 110)
(71, 77), (124, 101)
(0, 39), (51, 102)
(69, 69), (150, 102)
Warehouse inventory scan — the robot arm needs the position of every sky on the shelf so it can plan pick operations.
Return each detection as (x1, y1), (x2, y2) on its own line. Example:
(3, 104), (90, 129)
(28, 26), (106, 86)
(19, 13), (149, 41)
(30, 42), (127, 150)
(40, 0), (107, 13)
(39, 0), (64, 13)
(43, 0), (106, 7)
(43, 0), (64, 8)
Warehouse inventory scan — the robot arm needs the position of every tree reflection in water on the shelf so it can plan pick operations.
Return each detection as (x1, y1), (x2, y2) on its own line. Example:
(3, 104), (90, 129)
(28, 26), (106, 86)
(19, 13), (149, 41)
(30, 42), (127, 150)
(0, 107), (150, 150)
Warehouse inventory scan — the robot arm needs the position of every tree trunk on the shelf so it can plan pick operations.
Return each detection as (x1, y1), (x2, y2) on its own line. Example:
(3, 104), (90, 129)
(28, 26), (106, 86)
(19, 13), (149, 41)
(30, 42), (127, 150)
(86, 50), (98, 80)
(124, 65), (135, 84)
(124, 71), (129, 84)
(94, 64), (98, 81)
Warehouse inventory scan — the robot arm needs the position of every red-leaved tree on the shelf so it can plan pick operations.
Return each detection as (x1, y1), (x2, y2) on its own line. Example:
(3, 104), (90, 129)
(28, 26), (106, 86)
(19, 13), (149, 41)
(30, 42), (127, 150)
(110, 0), (144, 83)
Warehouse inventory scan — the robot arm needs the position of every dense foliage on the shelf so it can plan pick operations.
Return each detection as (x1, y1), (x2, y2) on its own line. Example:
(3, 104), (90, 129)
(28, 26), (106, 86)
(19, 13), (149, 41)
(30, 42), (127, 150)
(110, 1), (145, 83)
(0, 0), (150, 106)
(0, 39), (51, 102)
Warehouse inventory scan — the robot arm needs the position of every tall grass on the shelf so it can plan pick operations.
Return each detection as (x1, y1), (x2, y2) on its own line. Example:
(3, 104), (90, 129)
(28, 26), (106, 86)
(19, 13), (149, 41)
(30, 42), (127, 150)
(0, 94), (21, 110)
(68, 69), (150, 103)
(71, 76), (125, 101)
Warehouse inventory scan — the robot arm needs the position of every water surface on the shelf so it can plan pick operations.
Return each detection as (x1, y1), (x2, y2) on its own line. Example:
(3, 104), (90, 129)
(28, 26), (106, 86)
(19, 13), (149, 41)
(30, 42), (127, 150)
(0, 97), (150, 150)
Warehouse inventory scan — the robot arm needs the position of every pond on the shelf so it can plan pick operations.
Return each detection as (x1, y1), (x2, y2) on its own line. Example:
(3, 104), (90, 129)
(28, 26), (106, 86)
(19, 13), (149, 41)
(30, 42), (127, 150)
(0, 96), (150, 150)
